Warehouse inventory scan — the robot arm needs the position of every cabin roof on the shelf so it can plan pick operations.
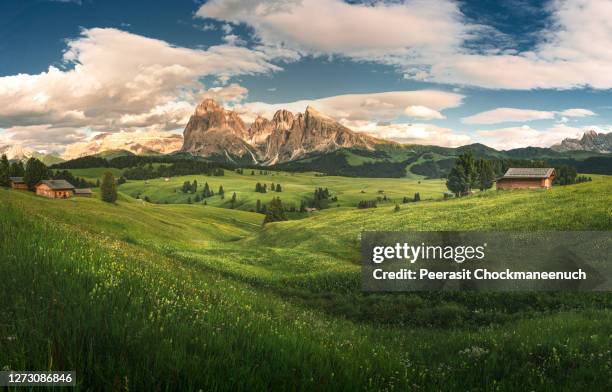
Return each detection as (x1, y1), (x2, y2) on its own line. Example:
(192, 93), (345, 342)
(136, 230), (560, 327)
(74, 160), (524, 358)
(9, 176), (24, 183)
(36, 179), (75, 190)
(500, 168), (555, 179)
(74, 188), (92, 194)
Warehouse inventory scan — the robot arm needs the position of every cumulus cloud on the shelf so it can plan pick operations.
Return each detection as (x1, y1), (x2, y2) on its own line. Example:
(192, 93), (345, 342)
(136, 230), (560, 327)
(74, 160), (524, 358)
(0, 28), (277, 152)
(197, 0), (470, 61)
(353, 122), (471, 147)
(560, 108), (596, 118)
(463, 108), (556, 125)
(475, 123), (589, 150)
(198, 0), (612, 90)
(235, 90), (463, 123)
(404, 105), (445, 120)
(463, 107), (596, 125)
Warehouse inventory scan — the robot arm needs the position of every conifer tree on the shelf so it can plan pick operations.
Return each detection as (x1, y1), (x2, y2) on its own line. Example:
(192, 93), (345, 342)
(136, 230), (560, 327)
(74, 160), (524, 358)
(9, 161), (25, 177)
(23, 158), (50, 190)
(263, 197), (288, 224)
(100, 172), (118, 203)
(0, 154), (9, 187)
(275, 184), (282, 192)
(256, 199), (262, 213)
(413, 192), (421, 202)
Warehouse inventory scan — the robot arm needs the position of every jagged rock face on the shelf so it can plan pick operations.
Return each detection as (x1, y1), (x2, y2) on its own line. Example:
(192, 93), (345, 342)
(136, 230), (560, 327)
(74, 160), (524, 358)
(552, 130), (612, 153)
(181, 99), (376, 165)
(181, 99), (256, 161)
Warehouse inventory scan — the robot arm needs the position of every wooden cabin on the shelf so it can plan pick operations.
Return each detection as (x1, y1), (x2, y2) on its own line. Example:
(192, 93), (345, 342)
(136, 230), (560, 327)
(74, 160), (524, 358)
(9, 177), (28, 190)
(74, 188), (93, 197)
(35, 180), (75, 199)
(496, 168), (555, 190)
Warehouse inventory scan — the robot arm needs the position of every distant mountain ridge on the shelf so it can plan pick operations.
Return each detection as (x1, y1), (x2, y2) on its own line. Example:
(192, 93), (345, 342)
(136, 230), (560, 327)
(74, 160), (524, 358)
(181, 99), (378, 164)
(552, 130), (612, 153)
(62, 131), (183, 160)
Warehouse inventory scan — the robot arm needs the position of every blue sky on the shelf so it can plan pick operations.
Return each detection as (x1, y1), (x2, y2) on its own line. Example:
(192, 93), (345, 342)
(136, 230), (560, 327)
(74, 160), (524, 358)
(1, 0), (611, 154)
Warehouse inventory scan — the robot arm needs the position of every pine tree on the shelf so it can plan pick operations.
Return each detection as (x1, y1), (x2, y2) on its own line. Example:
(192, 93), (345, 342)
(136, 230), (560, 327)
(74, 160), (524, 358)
(447, 150), (477, 197)
(413, 192), (421, 202)
(256, 199), (262, 213)
(100, 172), (118, 203)
(394, 203), (401, 212)
(230, 192), (237, 208)
(0, 154), (9, 187)
(476, 159), (495, 190)
(275, 184), (282, 192)
(263, 197), (288, 224)
(202, 182), (212, 198)
(23, 158), (50, 190)
(299, 200), (306, 213)
(195, 194), (201, 202)
(192, 180), (198, 194)
(9, 161), (25, 177)
(187, 196), (192, 204)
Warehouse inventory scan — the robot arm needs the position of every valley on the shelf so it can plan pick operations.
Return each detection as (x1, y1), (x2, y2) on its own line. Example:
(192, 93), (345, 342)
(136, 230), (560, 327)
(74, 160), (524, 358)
(1, 172), (610, 390)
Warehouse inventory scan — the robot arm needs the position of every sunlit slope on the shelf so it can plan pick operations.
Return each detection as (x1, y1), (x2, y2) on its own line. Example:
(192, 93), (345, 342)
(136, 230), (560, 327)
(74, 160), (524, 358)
(1, 182), (611, 390)
(117, 170), (447, 211)
(2, 188), (262, 249)
(252, 176), (612, 261)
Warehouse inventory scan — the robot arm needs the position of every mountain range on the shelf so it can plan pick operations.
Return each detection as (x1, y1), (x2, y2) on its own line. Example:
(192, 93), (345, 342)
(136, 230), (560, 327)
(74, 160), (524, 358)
(1, 99), (611, 169)
(551, 130), (612, 153)
(181, 99), (379, 165)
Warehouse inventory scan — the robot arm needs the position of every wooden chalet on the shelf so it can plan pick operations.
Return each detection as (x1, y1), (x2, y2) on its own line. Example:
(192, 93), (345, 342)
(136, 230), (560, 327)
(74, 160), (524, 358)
(9, 177), (28, 190)
(496, 168), (555, 190)
(74, 188), (93, 197)
(35, 180), (75, 199)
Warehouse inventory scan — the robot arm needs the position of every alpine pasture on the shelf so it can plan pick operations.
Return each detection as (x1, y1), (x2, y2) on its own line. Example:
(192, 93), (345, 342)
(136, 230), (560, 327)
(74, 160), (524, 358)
(1, 172), (611, 390)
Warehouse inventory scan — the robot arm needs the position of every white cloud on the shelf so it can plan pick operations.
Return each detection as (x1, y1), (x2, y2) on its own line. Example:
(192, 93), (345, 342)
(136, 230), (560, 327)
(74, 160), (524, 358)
(235, 90), (463, 123)
(353, 122), (471, 147)
(560, 108), (596, 118)
(475, 123), (586, 150)
(463, 107), (597, 125)
(0, 28), (278, 152)
(198, 0), (612, 90)
(404, 105), (445, 120)
(463, 108), (555, 125)
(197, 0), (470, 61)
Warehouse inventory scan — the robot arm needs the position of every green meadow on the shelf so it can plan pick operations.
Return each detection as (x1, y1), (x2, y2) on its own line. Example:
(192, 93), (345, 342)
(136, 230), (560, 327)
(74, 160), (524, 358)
(116, 170), (447, 212)
(0, 173), (611, 390)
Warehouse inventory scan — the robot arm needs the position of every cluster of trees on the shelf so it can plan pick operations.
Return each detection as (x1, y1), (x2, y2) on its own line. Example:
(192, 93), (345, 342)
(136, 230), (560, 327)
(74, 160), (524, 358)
(255, 182), (282, 193)
(52, 170), (95, 189)
(181, 180), (198, 194)
(401, 193), (421, 203)
(1, 156), (99, 191)
(554, 165), (578, 185)
(446, 151), (496, 197)
(123, 162), (225, 180)
(263, 197), (288, 224)
(576, 175), (593, 184)
(357, 200), (377, 209)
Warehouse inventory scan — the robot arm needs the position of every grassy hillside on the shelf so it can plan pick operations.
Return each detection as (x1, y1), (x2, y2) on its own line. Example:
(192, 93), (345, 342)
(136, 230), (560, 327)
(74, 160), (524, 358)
(117, 170), (447, 213)
(1, 177), (611, 390)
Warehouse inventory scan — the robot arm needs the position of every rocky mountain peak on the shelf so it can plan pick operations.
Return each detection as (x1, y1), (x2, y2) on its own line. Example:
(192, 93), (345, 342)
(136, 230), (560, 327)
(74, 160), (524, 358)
(551, 130), (612, 154)
(181, 99), (377, 164)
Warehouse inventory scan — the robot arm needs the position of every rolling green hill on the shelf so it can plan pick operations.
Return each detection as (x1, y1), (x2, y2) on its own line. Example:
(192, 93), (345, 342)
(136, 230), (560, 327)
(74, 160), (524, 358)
(117, 170), (447, 213)
(1, 177), (611, 390)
